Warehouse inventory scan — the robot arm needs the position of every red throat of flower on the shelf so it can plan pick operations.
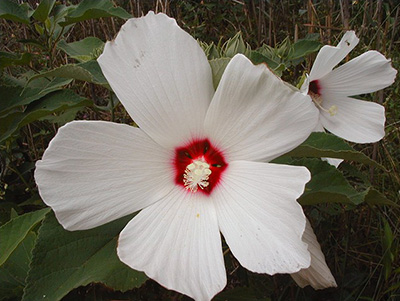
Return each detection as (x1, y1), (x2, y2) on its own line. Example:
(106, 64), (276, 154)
(309, 80), (321, 95)
(174, 139), (227, 195)
(308, 79), (338, 116)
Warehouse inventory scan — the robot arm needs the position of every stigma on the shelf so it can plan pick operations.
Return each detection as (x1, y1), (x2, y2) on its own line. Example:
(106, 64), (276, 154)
(183, 158), (212, 192)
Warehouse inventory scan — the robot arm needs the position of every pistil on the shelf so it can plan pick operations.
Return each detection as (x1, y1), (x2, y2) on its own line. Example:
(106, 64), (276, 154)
(183, 158), (212, 192)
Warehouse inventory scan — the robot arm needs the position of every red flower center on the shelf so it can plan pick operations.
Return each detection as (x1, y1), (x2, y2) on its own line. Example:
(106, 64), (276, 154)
(309, 80), (321, 95)
(173, 139), (227, 195)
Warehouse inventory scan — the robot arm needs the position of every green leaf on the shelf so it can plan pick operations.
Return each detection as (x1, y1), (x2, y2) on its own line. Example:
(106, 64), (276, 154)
(28, 60), (109, 87)
(23, 213), (147, 301)
(0, 0), (30, 24)
(18, 38), (47, 50)
(289, 158), (391, 206)
(0, 232), (36, 300)
(292, 158), (358, 205)
(53, 4), (72, 23)
(249, 50), (286, 76)
(222, 32), (251, 58)
(209, 57), (231, 90)
(59, 0), (132, 26)
(0, 52), (33, 69)
(0, 77), (72, 115)
(49, 4), (74, 38)
(286, 132), (384, 169)
(34, 23), (44, 35)
(0, 208), (49, 267)
(288, 39), (321, 60)
(32, 0), (55, 22)
(57, 37), (104, 62)
(0, 89), (90, 143)
(200, 41), (221, 60)
(276, 37), (291, 58)
(40, 107), (81, 126)
(362, 187), (399, 207)
(250, 51), (281, 69)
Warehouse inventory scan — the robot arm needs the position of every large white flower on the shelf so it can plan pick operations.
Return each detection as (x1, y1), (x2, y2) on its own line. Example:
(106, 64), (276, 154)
(301, 31), (397, 144)
(35, 12), (320, 300)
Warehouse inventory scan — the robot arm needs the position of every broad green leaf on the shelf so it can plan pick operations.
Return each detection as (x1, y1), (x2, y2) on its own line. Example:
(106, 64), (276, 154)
(23, 213), (147, 301)
(286, 132), (383, 169)
(288, 39), (321, 60)
(0, 52), (32, 69)
(362, 187), (398, 207)
(249, 50), (286, 75)
(0, 77), (72, 115)
(57, 37), (104, 62)
(0, 89), (90, 143)
(209, 57), (231, 90)
(290, 158), (390, 206)
(59, 0), (132, 26)
(0, 208), (49, 267)
(41, 107), (81, 126)
(0, 0), (30, 24)
(292, 158), (357, 205)
(32, 0), (55, 22)
(22, 76), (72, 91)
(0, 232), (36, 300)
(28, 60), (109, 87)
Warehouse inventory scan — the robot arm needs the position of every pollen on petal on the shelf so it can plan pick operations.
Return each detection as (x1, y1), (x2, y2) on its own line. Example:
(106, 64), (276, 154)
(328, 105), (338, 116)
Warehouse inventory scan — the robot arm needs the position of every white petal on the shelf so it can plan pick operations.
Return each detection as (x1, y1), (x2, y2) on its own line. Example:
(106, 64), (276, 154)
(35, 121), (174, 230)
(204, 54), (319, 162)
(323, 157), (343, 168)
(320, 50), (397, 96)
(300, 74), (310, 94)
(319, 95), (385, 143)
(309, 31), (359, 80)
(291, 219), (337, 290)
(214, 161), (311, 274)
(118, 188), (226, 301)
(98, 12), (214, 148)
(313, 119), (325, 133)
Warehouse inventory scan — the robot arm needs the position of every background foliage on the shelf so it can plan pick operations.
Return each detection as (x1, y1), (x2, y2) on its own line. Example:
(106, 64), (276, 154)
(0, 0), (399, 300)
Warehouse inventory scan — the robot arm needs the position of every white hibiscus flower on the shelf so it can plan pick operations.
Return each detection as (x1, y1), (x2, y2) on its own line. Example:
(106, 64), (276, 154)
(35, 12), (320, 300)
(301, 31), (397, 144)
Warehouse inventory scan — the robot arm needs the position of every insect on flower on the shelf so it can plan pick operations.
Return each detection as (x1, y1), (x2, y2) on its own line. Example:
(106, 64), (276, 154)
(35, 12), (321, 300)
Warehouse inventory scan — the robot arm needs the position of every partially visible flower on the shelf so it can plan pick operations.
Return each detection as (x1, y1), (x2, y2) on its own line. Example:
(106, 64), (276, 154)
(291, 219), (337, 289)
(35, 12), (320, 300)
(301, 31), (397, 145)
